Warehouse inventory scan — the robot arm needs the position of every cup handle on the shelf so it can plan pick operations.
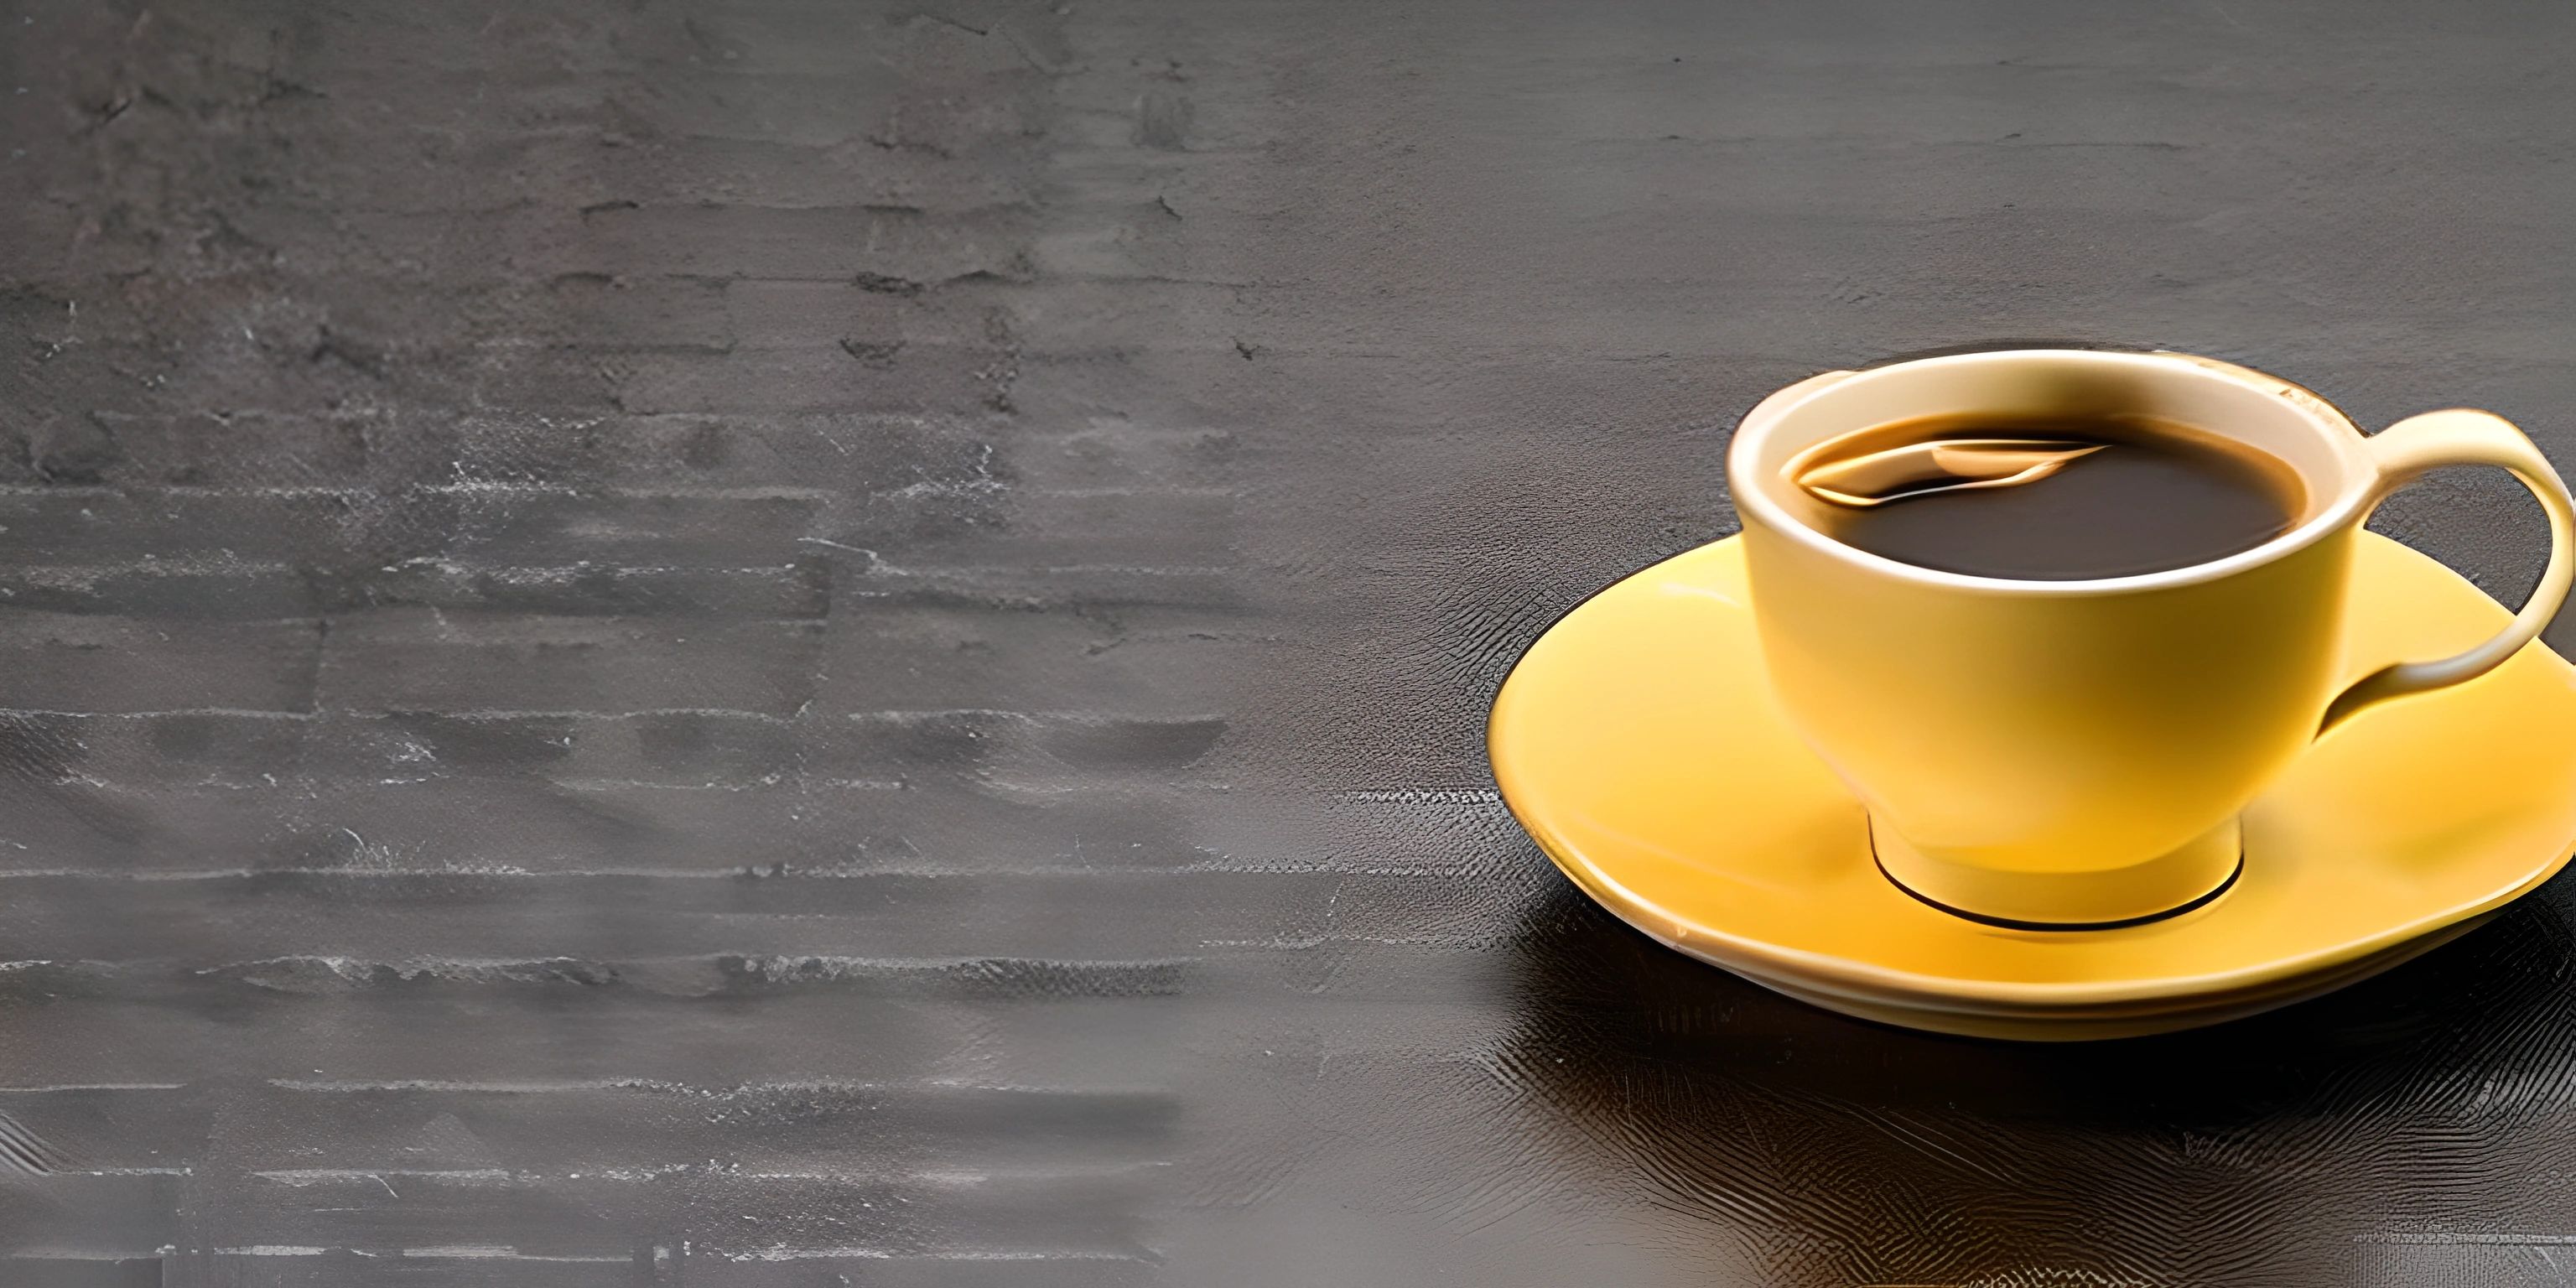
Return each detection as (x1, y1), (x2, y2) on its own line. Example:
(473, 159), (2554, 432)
(2318, 409), (2576, 735)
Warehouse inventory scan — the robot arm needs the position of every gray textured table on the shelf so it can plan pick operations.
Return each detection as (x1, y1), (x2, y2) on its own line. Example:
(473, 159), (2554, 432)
(7, 1), (2576, 1284)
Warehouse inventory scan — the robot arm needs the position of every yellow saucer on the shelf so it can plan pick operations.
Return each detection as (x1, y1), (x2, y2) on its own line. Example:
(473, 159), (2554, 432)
(1488, 533), (2576, 1041)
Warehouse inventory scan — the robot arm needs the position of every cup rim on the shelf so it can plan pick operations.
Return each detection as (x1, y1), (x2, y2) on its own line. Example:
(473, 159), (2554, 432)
(1727, 347), (2377, 596)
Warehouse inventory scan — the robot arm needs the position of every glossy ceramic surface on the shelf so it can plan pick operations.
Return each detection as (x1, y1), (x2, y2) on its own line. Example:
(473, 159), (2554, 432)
(1729, 352), (2576, 926)
(1489, 534), (2576, 1039)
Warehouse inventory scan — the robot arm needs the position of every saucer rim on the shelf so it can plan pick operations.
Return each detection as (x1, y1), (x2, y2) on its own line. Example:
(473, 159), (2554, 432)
(1707, 917), (2490, 1041)
(1512, 808), (2565, 1011)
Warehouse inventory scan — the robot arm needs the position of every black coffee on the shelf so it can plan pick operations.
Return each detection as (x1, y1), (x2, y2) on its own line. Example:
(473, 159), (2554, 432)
(1799, 417), (2304, 580)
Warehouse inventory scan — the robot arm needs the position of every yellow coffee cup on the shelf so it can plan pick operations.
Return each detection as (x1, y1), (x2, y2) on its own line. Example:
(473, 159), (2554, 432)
(1729, 348), (2574, 927)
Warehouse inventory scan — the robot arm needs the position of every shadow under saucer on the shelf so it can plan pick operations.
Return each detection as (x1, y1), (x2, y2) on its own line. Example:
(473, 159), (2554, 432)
(1498, 872), (2576, 1286)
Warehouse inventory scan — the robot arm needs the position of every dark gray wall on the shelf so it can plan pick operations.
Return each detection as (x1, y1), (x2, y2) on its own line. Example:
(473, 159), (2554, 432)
(6, 0), (2576, 1284)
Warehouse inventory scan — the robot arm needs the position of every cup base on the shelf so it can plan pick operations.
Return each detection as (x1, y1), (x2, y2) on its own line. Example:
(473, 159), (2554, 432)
(1870, 817), (2244, 930)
